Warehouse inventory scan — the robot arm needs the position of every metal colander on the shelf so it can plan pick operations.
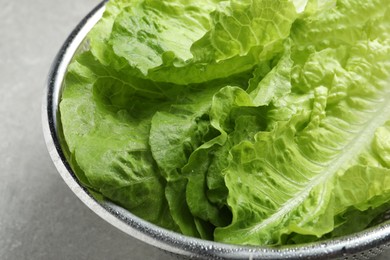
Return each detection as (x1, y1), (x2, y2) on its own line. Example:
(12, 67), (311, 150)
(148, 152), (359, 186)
(42, 1), (390, 259)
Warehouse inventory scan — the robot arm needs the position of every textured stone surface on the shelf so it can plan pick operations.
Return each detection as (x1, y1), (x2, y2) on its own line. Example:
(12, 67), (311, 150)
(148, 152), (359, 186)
(0, 0), (389, 259)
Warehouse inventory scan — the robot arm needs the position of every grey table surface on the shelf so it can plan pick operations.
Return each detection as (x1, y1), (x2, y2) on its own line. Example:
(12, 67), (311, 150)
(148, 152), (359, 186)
(0, 0), (389, 260)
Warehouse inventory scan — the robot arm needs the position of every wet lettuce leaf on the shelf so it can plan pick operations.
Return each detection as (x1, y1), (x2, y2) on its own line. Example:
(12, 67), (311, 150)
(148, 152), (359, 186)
(60, 0), (390, 246)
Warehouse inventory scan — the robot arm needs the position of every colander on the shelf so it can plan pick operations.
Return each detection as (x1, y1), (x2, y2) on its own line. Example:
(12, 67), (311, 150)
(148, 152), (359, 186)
(42, 1), (390, 259)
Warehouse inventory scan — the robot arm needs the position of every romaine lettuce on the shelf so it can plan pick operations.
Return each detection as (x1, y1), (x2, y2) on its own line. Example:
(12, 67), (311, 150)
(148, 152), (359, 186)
(60, 0), (390, 245)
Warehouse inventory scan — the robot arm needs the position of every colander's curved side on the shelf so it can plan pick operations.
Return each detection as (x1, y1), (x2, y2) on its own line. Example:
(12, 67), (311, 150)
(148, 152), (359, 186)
(42, 1), (390, 259)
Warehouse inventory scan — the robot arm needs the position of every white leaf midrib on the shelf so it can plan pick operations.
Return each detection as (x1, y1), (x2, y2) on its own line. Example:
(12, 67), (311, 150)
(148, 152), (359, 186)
(249, 90), (390, 234)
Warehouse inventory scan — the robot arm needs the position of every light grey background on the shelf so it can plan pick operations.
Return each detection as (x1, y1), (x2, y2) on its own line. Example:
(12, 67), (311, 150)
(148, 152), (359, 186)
(0, 0), (389, 260)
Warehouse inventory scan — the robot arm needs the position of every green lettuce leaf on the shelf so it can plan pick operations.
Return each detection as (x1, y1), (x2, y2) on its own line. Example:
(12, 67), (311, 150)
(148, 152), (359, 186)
(60, 51), (179, 231)
(97, 0), (297, 84)
(214, 0), (390, 245)
(59, 0), (390, 246)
